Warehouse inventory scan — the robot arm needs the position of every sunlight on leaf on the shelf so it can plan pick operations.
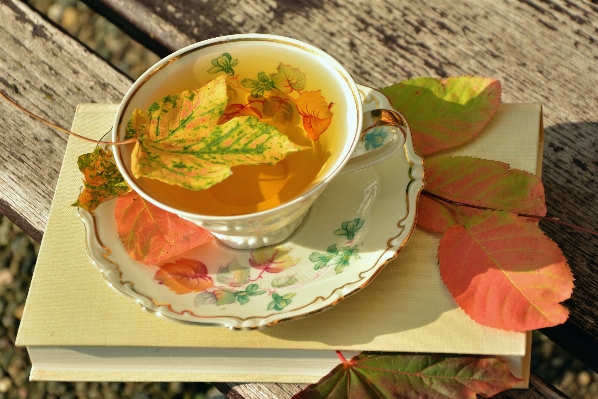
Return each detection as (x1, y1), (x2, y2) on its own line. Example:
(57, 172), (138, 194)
(439, 211), (574, 331)
(114, 191), (212, 265)
(293, 352), (523, 399)
(127, 75), (307, 190)
(381, 77), (501, 155)
(418, 156), (547, 234)
(72, 147), (131, 212)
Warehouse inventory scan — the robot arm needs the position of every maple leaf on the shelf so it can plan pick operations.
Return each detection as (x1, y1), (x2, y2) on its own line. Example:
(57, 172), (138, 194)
(439, 211), (574, 331)
(296, 90), (334, 141)
(418, 156), (547, 234)
(381, 77), (501, 156)
(72, 147), (131, 212)
(293, 352), (523, 399)
(154, 259), (213, 294)
(127, 75), (307, 190)
(263, 95), (297, 124)
(248, 247), (299, 273)
(114, 191), (212, 266)
(270, 63), (306, 94)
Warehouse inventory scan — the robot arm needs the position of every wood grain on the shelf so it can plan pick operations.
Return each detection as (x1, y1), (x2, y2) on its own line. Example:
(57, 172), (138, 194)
(213, 373), (570, 399)
(0, 0), (131, 242)
(2, 0), (594, 397)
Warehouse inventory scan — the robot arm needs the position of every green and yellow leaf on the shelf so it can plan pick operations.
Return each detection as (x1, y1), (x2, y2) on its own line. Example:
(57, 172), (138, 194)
(127, 76), (307, 190)
(72, 147), (131, 212)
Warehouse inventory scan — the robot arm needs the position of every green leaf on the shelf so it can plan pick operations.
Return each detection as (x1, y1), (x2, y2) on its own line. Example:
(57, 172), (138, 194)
(236, 294), (250, 305)
(293, 353), (523, 399)
(128, 76), (307, 190)
(417, 156), (547, 234)
(270, 63), (306, 94)
(72, 147), (131, 212)
(380, 77), (501, 156)
(213, 290), (237, 306)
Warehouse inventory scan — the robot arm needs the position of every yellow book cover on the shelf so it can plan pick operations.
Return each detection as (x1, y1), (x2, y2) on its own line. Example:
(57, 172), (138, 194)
(16, 103), (542, 383)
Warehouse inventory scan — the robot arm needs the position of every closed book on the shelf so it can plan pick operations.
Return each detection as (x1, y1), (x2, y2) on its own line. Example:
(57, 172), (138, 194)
(16, 103), (542, 384)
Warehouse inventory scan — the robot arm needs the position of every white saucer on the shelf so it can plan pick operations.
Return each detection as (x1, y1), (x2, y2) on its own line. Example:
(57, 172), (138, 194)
(79, 91), (424, 330)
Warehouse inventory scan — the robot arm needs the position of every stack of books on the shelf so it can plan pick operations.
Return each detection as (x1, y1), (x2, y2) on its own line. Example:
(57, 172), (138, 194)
(16, 103), (543, 386)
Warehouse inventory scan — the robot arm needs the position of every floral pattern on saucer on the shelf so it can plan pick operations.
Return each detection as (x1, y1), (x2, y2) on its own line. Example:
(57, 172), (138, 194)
(79, 86), (424, 330)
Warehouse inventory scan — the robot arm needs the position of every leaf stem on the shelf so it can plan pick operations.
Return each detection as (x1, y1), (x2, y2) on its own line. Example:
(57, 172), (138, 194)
(336, 350), (350, 365)
(421, 189), (598, 237)
(1, 91), (137, 146)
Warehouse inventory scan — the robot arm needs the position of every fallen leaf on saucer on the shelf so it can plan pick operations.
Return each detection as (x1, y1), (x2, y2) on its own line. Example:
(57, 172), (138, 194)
(114, 191), (212, 265)
(417, 156), (546, 234)
(155, 259), (213, 294)
(249, 247), (299, 273)
(126, 75), (307, 190)
(381, 76), (501, 156)
(72, 147), (131, 212)
(293, 352), (523, 399)
(439, 210), (574, 331)
(296, 90), (334, 141)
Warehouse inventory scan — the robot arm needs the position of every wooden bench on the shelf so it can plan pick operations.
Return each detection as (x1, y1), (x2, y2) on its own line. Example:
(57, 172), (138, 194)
(2, 0), (597, 397)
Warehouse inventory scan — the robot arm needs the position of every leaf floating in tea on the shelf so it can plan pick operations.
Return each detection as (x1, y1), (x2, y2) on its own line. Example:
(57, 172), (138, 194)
(270, 63), (306, 94)
(381, 76), (501, 156)
(127, 75), (308, 191)
(72, 147), (131, 212)
(438, 211), (574, 331)
(114, 191), (212, 266)
(293, 352), (523, 399)
(154, 259), (213, 294)
(296, 90), (334, 140)
(417, 156), (547, 234)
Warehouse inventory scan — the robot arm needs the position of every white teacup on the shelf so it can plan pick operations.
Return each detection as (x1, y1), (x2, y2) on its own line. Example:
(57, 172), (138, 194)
(112, 34), (409, 249)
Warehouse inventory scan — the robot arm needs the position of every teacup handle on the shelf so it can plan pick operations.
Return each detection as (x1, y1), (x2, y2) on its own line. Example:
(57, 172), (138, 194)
(340, 86), (408, 174)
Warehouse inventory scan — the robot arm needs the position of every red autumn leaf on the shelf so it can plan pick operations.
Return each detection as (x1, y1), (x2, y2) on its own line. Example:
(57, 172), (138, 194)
(114, 191), (212, 266)
(293, 352), (523, 399)
(380, 77), (501, 156)
(439, 211), (574, 331)
(248, 247), (299, 273)
(296, 90), (334, 140)
(218, 103), (262, 124)
(417, 156), (546, 234)
(154, 259), (213, 294)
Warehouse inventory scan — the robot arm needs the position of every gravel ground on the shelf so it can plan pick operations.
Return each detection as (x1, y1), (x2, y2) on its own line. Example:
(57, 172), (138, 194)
(6, 0), (598, 398)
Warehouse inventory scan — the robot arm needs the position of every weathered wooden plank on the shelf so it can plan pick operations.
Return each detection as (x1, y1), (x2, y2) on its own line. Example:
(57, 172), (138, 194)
(0, 0), (132, 242)
(213, 372), (570, 399)
(85, 0), (598, 374)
